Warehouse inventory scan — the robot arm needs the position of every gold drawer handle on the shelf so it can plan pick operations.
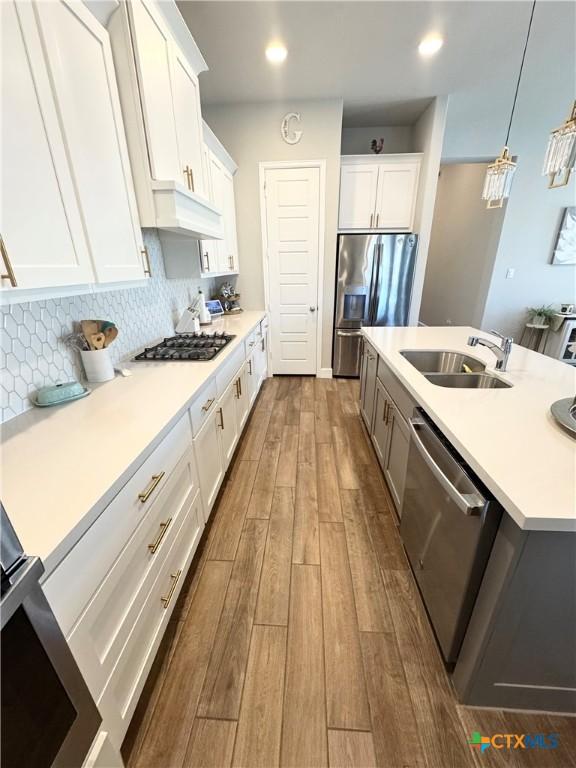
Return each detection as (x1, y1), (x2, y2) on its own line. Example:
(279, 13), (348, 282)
(218, 406), (224, 430)
(202, 397), (215, 412)
(248, 360), (252, 375)
(148, 518), (172, 554)
(138, 471), (165, 503)
(161, 569), (182, 609)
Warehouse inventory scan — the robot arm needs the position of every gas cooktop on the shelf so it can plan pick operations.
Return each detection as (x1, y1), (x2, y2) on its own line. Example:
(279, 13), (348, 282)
(134, 332), (235, 362)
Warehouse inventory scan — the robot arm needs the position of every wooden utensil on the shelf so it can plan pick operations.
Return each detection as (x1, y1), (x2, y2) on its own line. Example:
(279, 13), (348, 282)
(81, 320), (100, 348)
(90, 332), (106, 350)
(103, 326), (118, 347)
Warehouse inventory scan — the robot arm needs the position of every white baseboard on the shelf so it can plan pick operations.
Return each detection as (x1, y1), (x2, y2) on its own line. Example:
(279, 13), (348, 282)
(317, 367), (333, 379)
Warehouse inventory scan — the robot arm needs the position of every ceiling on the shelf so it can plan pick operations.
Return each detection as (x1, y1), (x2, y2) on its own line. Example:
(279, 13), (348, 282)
(176, 1), (575, 153)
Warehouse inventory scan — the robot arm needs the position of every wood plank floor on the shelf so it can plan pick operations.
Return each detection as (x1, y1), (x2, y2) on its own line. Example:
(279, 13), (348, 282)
(123, 377), (575, 768)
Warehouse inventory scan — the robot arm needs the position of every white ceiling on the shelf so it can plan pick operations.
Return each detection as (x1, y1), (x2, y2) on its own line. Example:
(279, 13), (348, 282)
(176, 1), (575, 153)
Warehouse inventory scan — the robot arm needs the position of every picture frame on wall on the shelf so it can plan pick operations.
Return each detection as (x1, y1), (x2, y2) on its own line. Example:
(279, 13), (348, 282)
(552, 207), (576, 265)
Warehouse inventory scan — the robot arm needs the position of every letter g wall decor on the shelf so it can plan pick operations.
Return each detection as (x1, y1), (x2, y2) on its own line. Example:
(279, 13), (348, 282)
(281, 112), (303, 145)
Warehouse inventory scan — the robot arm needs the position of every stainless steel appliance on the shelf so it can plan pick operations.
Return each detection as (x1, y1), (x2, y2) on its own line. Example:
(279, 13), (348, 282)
(400, 410), (502, 664)
(1, 503), (101, 768)
(332, 233), (417, 377)
(134, 331), (235, 361)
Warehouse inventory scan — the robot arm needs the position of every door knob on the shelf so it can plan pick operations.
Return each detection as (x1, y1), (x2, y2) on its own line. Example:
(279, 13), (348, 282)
(309, 306), (316, 312)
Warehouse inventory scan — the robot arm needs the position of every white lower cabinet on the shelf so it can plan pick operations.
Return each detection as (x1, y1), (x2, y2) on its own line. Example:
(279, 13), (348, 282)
(235, 364), (250, 430)
(218, 378), (239, 467)
(194, 407), (225, 519)
(360, 341), (378, 430)
(98, 490), (203, 748)
(83, 730), (122, 768)
(245, 350), (258, 407)
(371, 378), (389, 466)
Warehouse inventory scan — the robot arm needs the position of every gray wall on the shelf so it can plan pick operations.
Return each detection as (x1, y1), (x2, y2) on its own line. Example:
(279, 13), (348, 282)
(441, 1), (576, 338)
(341, 126), (413, 155)
(420, 163), (506, 328)
(203, 98), (343, 372)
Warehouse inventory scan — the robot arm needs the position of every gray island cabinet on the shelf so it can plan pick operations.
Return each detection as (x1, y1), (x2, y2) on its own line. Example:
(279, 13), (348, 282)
(453, 514), (576, 713)
(358, 328), (576, 714)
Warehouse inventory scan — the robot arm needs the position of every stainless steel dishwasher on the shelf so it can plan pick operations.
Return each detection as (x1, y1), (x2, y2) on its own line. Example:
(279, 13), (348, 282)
(400, 408), (502, 665)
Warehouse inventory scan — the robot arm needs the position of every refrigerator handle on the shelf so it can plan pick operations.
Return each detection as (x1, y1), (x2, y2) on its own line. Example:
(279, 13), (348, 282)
(368, 240), (381, 325)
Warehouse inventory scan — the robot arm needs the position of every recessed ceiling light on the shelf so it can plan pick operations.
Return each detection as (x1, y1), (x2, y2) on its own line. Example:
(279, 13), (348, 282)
(418, 35), (443, 57)
(266, 43), (287, 64)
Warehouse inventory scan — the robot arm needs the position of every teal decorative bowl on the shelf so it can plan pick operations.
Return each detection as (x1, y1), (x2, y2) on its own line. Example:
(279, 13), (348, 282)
(33, 381), (91, 407)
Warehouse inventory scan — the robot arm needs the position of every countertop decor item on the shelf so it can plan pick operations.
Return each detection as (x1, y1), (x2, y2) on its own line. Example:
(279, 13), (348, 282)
(527, 304), (556, 325)
(80, 348), (115, 383)
(543, 100), (576, 188)
(550, 396), (576, 437)
(33, 381), (91, 407)
(482, 0), (536, 208)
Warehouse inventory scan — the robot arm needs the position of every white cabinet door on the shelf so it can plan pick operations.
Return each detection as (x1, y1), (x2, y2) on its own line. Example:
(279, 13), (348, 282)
(375, 163), (419, 230)
(222, 168), (239, 272)
(35, 0), (146, 283)
(339, 164), (379, 229)
(194, 409), (224, 518)
(129, 0), (180, 182)
(235, 365), (250, 431)
(245, 350), (258, 407)
(1, 1), (94, 290)
(217, 379), (239, 469)
(171, 45), (205, 197)
(383, 402), (410, 512)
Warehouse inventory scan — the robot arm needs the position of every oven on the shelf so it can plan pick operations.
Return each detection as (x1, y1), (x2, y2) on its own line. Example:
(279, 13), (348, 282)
(1, 504), (101, 768)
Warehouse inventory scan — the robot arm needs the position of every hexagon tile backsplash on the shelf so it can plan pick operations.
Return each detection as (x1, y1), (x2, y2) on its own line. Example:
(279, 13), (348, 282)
(1, 230), (214, 423)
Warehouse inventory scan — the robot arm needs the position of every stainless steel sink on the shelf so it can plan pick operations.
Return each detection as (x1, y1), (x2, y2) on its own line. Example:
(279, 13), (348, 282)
(424, 373), (512, 389)
(400, 350), (486, 374)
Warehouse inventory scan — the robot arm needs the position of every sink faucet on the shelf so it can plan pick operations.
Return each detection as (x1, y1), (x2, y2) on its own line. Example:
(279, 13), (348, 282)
(467, 330), (513, 372)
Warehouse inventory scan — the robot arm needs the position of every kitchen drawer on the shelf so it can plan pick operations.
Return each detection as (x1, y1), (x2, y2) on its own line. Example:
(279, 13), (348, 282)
(43, 412), (192, 634)
(189, 376), (218, 436)
(66, 447), (200, 699)
(215, 342), (244, 396)
(98, 489), (203, 748)
(377, 356), (416, 423)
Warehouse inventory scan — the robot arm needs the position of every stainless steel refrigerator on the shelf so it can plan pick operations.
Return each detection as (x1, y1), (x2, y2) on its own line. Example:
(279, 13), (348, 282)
(332, 233), (418, 377)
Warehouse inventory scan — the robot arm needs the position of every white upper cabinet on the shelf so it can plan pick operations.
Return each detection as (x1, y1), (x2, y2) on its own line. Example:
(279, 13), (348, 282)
(129, 0), (180, 182)
(339, 164), (380, 229)
(1, 0), (93, 290)
(109, 0), (221, 239)
(171, 47), (205, 198)
(2, 0), (145, 294)
(339, 155), (421, 232)
(34, 0), (146, 284)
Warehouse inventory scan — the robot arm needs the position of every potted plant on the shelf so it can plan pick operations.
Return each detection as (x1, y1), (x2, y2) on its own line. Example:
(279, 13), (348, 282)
(527, 305), (556, 326)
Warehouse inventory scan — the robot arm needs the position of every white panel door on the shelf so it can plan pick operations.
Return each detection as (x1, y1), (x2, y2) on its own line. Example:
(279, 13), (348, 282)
(193, 410), (224, 518)
(338, 164), (379, 229)
(170, 45), (205, 196)
(222, 169), (239, 272)
(200, 152), (224, 273)
(264, 166), (321, 375)
(129, 0), (180, 182)
(35, 0), (146, 283)
(217, 379), (239, 469)
(1, 1), (94, 289)
(375, 163), (419, 230)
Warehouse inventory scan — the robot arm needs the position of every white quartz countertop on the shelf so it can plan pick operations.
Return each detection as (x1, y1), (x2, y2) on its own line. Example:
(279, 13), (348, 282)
(1, 311), (266, 575)
(362, 326), (576, 533)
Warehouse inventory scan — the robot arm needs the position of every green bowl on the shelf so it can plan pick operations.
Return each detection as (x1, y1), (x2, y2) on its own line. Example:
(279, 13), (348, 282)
(34, 381), (90, 407)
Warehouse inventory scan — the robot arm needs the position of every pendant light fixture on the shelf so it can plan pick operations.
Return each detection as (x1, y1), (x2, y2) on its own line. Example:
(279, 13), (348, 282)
(482, 0), (537, 209)
(543, 101), (576, 188)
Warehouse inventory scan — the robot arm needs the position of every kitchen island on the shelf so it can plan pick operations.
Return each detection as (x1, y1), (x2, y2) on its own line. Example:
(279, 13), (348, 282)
(360, 325), (576, 714)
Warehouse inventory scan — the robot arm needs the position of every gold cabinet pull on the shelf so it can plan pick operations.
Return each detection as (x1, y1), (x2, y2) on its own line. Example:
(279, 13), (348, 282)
(138, 471), (165, 503)
(148, 518), (172, 554)
(248, 360), (252, 375)
(183, 166), (195, 191)
(228, 254), (234, 269)
(238, 376), (242, 396)
(141, 246), (152, 277)
(261, 337), (265, 352)
(385, 401), (392, 426)
(369, 213), (373, 228)
(202, 251), (210, 272)
(201, 397), (215, 412)
(376, 213), (380, 228)
(234, 379), (240, 399)
(0, 235), (17, 287)
(218, 406), (224, 430)
(161, 569), (182, 609)
(382, 400), (388, 423)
